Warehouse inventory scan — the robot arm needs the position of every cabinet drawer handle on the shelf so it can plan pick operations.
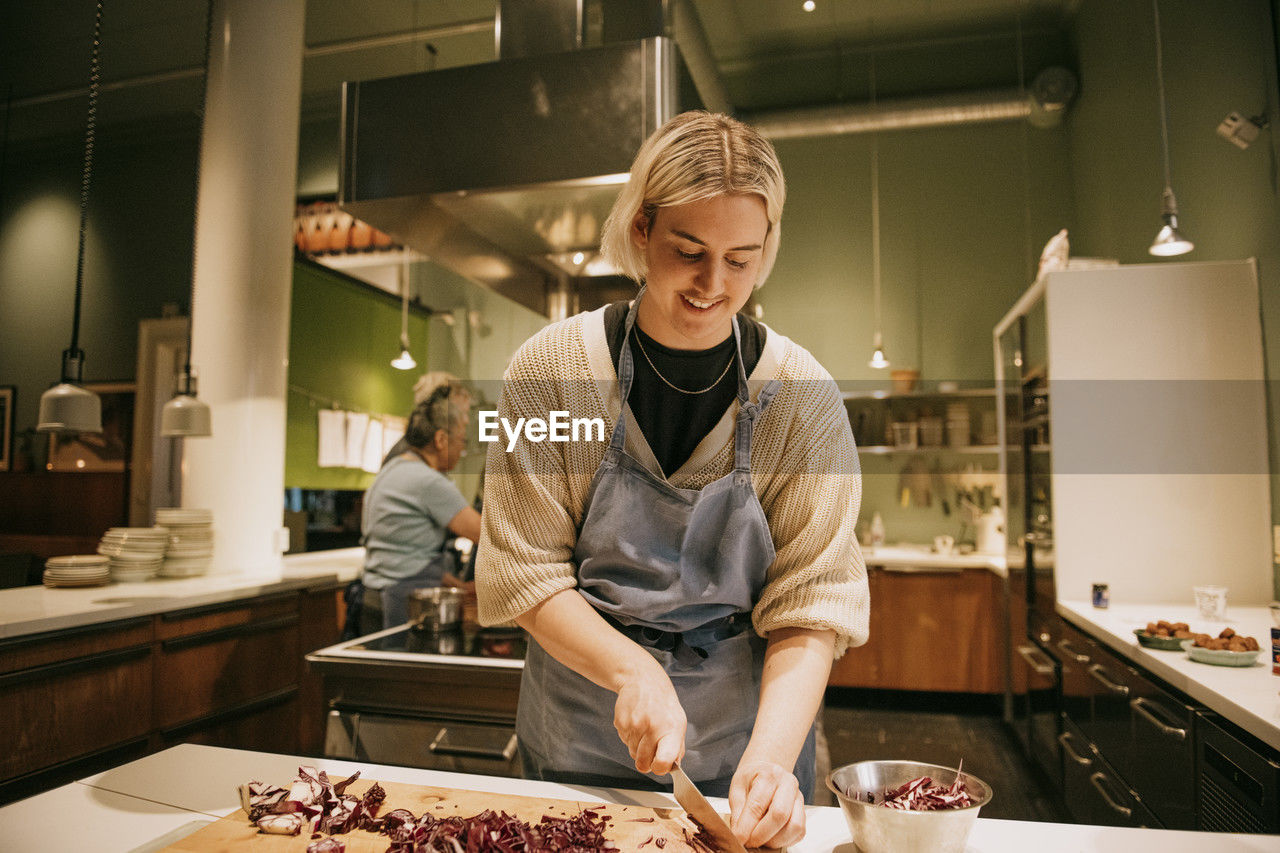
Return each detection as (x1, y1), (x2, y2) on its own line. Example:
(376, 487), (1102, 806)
(1016, 645), (1055, 676)
(1088, 772), (1133, 818)
(1058, 731), (1092, 766)
(1130, 697), (1187, 740)
(1087, 663), (1130, 696)
(428, 730), (518, 762)
(1056, 638), (1090, 663)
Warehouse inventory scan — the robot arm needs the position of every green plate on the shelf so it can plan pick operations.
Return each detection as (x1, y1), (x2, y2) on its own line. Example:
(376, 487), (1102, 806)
(1133, 629), (1187, 650)
(1179, 638), (1261, 667)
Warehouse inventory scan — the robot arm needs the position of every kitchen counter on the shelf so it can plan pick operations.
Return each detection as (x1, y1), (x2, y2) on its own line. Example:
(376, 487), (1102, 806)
(863, 544), (1007, 576)
(0, 743), (1274, 852)
(0, 547), (363, 640)
(1058, 599), (1280, 751)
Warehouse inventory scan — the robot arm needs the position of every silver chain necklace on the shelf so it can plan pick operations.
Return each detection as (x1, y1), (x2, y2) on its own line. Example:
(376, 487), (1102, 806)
(634, 333), (734, 396)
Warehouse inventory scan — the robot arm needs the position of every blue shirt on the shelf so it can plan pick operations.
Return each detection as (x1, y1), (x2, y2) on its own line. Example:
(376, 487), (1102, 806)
(360, 454), (469, 590)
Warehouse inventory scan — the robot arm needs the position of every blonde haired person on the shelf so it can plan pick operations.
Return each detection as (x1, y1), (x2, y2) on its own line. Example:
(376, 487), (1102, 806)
(476, 111), (866, 848)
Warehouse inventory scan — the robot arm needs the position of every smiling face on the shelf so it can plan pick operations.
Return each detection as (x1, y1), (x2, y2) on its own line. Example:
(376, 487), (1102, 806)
(631, 193), (769, 350)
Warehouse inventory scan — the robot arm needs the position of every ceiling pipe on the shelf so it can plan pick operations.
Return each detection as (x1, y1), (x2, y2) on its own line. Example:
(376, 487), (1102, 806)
(745, 87), (1033, 140)
(670, 0), (733, 115)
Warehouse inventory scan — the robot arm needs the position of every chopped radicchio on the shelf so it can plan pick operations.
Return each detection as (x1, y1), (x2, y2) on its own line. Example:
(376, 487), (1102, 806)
(256, 813), (306, 835)
(857, 761), (973, 811)
(307, 838), (346, 853)
(238, 780), (290, 822)
(243, 768), (628, 852)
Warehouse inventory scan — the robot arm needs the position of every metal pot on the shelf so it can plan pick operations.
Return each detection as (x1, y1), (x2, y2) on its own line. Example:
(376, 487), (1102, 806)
(407, 586), (464, 634)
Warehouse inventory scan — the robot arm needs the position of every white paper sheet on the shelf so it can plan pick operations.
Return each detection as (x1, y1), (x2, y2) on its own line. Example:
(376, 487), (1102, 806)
(381, 415), (407, 458)
(361, 418), (384, 473)
(317, 409), (347, 468)
(344, 412), (369, 469)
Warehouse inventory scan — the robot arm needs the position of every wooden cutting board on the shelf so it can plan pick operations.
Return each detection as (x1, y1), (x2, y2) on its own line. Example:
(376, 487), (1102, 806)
(160, 777), (705, 852)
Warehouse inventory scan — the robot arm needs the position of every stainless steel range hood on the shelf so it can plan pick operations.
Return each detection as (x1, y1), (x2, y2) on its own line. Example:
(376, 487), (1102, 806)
(339, 1), (700, 318)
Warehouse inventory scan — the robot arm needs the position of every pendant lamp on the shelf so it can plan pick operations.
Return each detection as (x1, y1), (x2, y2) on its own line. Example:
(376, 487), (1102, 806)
(392, 257), (418, 370)
(160, 0), (215, 437)
(866, 52), (890, 370)
(1147, 0), (1193, 257)
(38, 0), (107, 434)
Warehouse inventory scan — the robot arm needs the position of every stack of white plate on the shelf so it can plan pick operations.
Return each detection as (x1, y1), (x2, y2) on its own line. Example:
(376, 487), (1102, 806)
(156, 508), (214, 577)
(44, 555), (110, 587)
(98, 526), (169, 582)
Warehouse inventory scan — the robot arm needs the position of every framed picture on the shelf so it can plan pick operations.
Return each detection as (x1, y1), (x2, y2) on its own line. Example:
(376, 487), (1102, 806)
(46, 382), (136, 473)
(0, 385), (12, 472)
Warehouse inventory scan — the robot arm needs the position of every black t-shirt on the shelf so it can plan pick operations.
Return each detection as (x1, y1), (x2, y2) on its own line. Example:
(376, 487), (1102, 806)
(604, 301), (766, 477)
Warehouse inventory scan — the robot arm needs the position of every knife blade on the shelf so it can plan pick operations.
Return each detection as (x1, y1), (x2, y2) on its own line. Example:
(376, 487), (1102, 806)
(670, 763), (749, 853)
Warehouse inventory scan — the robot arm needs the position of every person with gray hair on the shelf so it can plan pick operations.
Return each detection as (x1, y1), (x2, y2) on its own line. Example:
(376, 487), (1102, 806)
(359, 378), (482, 633)
(477, 111), (866, 848)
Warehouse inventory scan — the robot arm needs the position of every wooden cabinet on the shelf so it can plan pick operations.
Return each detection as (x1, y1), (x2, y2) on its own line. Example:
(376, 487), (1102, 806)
(155, 594), (300, 732)
(0, 581), (344, 806)
(0, 619), (154, 801)
(829, 567), (1003, 693)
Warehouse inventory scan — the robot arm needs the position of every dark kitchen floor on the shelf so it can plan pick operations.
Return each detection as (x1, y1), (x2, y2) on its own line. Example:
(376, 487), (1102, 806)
(818, 689), (1070, 823)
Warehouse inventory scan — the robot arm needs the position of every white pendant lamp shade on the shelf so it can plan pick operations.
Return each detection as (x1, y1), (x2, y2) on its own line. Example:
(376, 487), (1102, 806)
(160, 366), (212, 437)
(868, 331), (890, 370)
(37, 352), (102, 433)
(1149, 188), (1194, 256)
(391, 336), (417, 371)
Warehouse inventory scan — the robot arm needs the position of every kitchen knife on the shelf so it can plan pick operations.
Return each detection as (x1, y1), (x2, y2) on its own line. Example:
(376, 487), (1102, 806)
(670, 763), (749, 853)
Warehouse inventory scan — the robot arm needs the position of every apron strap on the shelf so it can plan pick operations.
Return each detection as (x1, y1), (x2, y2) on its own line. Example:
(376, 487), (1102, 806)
(614, 287), (778, 473)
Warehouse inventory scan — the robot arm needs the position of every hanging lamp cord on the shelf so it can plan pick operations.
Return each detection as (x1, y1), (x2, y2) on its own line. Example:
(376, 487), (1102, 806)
(68, 0), (105, 370)
(1152, 0), (1174, 196)
(182, 0), (215, 386)
(869, 48), (882, 339)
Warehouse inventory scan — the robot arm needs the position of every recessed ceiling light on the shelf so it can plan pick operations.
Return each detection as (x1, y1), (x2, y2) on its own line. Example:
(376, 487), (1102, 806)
(803, 0), (816, 11)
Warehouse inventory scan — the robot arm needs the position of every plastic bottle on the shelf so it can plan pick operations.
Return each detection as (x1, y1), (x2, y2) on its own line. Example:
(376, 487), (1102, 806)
(869, 512), (886, 547)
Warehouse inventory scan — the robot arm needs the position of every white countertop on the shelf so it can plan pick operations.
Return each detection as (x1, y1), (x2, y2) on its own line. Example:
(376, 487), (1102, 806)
(1058, 599), (1280, 751)
(863, 544), (1007, 576)
(0, 548), (363, 640)
(0, 744), (1273, 852)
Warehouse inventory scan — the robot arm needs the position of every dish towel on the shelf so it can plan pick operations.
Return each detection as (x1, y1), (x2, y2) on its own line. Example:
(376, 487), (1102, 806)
(361, 418), (384, 473)
(382, 415), (407, 458)
(317, 409), (347, 468)
(344, 412), (370, 469)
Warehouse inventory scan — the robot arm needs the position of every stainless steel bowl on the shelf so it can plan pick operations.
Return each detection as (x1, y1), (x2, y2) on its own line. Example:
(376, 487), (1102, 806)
(407, 586), (464, 634)
(826, 760), (992, 853)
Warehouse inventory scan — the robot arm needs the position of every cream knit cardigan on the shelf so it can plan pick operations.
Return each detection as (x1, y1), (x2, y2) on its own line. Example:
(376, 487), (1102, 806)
(475, 305), (868, 657)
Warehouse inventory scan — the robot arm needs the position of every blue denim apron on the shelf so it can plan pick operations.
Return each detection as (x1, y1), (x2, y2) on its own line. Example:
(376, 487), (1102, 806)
(516, 290), (816, 800)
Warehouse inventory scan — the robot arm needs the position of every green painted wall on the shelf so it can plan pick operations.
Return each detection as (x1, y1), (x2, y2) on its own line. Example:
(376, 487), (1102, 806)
(284, 260), (432, 490)
(761, 121), (1076, 545)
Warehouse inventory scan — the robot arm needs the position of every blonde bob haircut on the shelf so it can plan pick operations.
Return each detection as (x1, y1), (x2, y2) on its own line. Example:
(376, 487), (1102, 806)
(600, 111), (785, 288)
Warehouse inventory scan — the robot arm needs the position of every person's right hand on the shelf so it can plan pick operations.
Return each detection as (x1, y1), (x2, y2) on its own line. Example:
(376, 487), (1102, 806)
(613, 664), (686, 775)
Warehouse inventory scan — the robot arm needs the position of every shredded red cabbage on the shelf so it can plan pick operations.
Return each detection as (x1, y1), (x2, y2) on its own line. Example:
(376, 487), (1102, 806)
(855, 762), (973, 811)
(242, 769), (623, 852)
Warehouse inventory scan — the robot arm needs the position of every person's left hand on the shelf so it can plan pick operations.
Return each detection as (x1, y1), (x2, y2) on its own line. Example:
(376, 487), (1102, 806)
(727, 760), (806, 849)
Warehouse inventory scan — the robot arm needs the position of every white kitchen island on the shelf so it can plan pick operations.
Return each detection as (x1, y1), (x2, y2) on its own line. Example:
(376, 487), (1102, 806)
(0, 744), (1274, 852)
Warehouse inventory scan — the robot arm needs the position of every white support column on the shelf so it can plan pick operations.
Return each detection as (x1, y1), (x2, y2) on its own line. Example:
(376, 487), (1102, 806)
(183, 0), (305, 576)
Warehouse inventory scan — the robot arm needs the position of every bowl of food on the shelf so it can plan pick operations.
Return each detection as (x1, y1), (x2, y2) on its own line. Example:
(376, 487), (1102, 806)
(1133, 620), (1194, 650)
(1180, 630), (1261, 667)
(826, 760), (992, 853)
